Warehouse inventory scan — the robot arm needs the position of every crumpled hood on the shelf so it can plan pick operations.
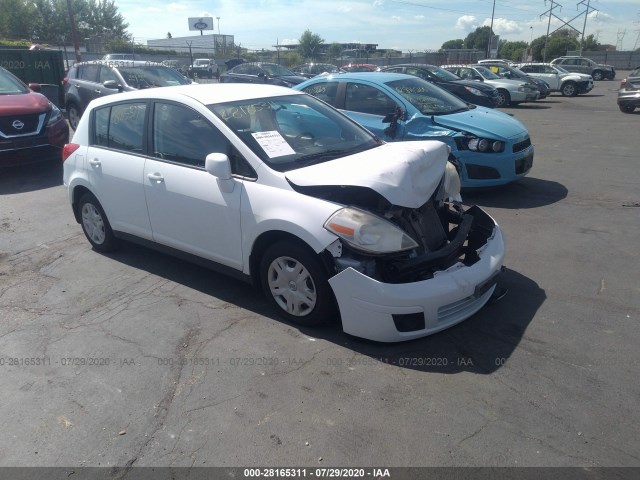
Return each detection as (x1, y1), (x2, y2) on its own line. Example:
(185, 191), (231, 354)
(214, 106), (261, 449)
(285, 142), (449, 209)
(413, 107), (528, 140)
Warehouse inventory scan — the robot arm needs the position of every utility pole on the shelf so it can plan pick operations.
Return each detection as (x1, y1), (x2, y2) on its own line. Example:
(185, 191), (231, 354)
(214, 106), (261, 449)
(66, 0), (82, 63)
(540, 0), (562, 62)
(578, 0), (598, 55)
(487, 0), (496, 59)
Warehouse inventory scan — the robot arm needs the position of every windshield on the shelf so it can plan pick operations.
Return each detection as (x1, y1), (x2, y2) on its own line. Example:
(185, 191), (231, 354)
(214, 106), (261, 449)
(554, 65), (569, 74)
(209, 94), (380, 172)
(0, 69), (29, 95)
(118, 66), (190, 88)
(474, 66), (501, 80)
(385, 77), (469, 115)
(426, 66), (462, 81)
(262, 64), (296, 77)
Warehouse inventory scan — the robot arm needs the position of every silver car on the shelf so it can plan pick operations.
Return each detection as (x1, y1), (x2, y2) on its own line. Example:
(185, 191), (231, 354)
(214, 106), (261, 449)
(442, 64), (539, 107)
(617, 66), (640, 113)
(550, 56), (615, 81)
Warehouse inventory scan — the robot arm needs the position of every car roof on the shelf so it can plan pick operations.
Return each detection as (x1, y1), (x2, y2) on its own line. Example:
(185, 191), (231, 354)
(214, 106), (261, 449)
(76, 60), (165, 68)
(303, 72), (409, 83)
(84, 83), (304, 109)
(383, 64), (438, 68)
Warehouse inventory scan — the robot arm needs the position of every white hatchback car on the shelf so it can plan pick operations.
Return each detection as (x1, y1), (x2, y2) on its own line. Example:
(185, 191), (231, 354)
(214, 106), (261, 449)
(62, 84), (505, 342)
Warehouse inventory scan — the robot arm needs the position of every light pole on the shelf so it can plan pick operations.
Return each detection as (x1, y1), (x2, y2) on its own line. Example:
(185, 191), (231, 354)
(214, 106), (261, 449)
(216, 17), (220, 34)
(487, 0), (496, 59)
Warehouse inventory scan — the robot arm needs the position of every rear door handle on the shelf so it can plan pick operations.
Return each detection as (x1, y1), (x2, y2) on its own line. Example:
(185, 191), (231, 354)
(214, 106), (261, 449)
(89, 158), (101, 167)
(147, 172), (164, 183)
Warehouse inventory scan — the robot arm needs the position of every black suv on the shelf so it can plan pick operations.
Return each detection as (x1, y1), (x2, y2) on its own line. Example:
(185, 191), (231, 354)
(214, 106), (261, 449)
(64, 61), (190, 129)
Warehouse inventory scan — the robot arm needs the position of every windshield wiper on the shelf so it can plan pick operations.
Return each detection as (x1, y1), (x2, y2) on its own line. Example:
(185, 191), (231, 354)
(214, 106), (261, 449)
(295, 149), (347, 167)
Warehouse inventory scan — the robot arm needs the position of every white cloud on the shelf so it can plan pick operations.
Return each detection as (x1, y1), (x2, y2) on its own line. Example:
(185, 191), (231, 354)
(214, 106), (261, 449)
(456, 15), (477, 31)
(589, 11), (614, 24)
(483, 18), (522, 35)
(338, 5), (353, 13)
(373, 0), (384, 7)
(414, 15), (424, 20)
(134, 6), (162, 13)
(167, 3), (187, 10)
(391, 16), (401, 21)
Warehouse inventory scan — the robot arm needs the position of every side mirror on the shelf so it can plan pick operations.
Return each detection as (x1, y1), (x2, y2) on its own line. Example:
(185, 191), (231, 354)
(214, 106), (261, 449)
(103, 80), (122, 91)
(473, 75), (484, 81)
(205, 153), (234, 193)
(28, 83), (41, 92)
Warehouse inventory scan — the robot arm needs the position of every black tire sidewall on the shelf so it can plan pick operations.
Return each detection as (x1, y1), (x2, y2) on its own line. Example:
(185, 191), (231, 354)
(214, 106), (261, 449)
(497, 90), (510, 107)
(259, 241), (338, 327)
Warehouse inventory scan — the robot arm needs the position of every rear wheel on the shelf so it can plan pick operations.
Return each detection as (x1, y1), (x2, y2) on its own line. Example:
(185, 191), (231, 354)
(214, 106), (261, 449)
(78, 193), (118, 252)
(591, 70), (604, 81)
(619, 104), (636, 113)
(67, 102), (81, 130)
(561, 81), (577, 97)
(495, 89), (511, 107)
(259, 240), (337, 327)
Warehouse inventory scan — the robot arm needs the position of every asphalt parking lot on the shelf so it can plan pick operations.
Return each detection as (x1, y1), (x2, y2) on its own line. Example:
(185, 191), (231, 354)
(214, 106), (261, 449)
(1, 78), (639, 470)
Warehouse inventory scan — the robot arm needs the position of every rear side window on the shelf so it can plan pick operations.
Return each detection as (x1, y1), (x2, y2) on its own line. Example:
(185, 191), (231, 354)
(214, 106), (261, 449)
(345, 83), (397, 116)
(92, 102), (147, 153)
(78, 64), (99, 82)
(301, 82), (339, 106)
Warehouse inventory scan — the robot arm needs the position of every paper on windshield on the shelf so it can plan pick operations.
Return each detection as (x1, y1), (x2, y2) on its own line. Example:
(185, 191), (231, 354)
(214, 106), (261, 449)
(251, 131), (296, 158)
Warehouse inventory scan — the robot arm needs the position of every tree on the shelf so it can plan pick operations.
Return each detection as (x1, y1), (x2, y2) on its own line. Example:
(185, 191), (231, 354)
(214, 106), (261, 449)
(464, 26), (493, 51)
(297, 30), (324, 61)
(284, 51), (302, 68)
(499, 40), (528, 61)
(441, 39), (464, 50)
(327, 42), (342, 64)
(581, 34), (599, 51)
(0, 0), (128, 44)
(167, 32), (172, 39)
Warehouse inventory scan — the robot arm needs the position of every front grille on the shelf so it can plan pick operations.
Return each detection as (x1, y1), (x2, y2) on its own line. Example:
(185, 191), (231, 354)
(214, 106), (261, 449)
(0, 113), (46, 138)
(512, 137), (531, 153)
(438, 288), (494, 324)
(466, 164), (500, 180)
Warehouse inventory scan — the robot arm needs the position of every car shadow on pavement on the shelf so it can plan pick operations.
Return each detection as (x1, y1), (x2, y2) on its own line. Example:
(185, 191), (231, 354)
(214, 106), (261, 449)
(0, 161), (63, 195)
(462, 177), (568, 209)
(103, 243), (544, 375)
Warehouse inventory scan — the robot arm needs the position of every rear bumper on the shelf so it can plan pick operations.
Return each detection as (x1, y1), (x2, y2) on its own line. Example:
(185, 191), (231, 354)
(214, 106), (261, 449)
(617, 91), (640, 107)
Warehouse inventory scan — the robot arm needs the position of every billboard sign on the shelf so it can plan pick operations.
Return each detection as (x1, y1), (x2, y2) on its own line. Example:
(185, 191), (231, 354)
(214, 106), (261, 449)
(188, 17), (214, 31)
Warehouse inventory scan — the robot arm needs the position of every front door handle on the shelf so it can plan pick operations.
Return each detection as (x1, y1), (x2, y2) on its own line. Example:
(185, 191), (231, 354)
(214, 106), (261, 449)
(147, 172), (164, 183)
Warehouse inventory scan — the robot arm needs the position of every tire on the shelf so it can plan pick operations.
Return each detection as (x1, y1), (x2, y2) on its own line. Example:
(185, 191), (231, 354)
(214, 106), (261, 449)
(619, 104), (636, 114)
(496, 89), (511, 107)
(591, 70), (603, 81)
(259, 240), (337, 327)
(67, 102), (82, 130)
(561, 81), (578, 97)
(78, 193), (118, 252)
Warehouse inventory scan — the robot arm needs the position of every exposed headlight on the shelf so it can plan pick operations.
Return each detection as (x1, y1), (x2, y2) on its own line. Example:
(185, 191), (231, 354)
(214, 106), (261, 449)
(47, 103), (63, 125)
(478, 139), (490, 152)
(464, 86), (484, 96)
(324, 207), (418, 254)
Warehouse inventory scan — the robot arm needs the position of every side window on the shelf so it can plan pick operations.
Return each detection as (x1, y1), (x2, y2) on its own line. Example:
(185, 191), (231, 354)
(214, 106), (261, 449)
(78, 64), (99, 82)
(91, 102), (146, 152)
(406, 67), (427, 80)
(543, 66), (555, 74)
(345, 83), (397, 116)
(98, 66), (118, 83)
(301, 82), (338, 106)
(153, 102), (230, 169)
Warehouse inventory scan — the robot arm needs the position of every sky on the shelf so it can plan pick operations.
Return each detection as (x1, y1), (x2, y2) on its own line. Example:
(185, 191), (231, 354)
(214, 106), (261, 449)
(115, 0), (640, 52)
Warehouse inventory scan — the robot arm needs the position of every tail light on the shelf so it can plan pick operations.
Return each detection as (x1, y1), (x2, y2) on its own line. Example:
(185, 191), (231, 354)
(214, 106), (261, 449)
(620, 79), (627, 89)
(63, 77), (68, 87)
(62, 143), (80, 162)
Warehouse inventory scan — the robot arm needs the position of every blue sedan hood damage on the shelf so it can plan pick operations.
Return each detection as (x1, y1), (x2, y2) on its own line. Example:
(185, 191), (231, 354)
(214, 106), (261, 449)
(404, 108), (527, 141)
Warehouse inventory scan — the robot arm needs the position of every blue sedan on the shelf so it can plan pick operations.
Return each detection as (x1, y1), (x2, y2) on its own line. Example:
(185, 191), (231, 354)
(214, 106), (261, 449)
(294, 72), (534, 188)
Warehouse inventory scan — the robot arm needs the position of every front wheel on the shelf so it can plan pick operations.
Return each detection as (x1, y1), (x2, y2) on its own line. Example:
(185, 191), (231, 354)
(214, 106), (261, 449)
(259, 241), (337, 327)
(561, 82), (577, 97)
(78, 193), (118, 252)
(591, 70), (604, 81)
(496, 89), (511, 107)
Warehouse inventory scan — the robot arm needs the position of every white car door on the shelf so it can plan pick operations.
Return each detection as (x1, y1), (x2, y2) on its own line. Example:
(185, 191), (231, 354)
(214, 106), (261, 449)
(143, 101), (243, 269)
(87, 101), (152, 239)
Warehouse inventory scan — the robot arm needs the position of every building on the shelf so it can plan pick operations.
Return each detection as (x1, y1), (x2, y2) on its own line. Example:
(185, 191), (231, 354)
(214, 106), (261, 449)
(147, 34), (235, 55)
